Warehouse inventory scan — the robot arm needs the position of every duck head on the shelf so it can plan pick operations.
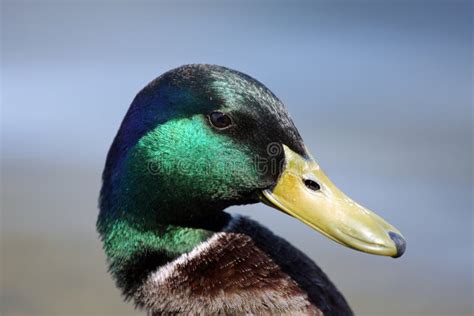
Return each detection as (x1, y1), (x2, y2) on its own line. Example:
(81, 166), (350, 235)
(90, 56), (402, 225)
(99, 64), (405, 258)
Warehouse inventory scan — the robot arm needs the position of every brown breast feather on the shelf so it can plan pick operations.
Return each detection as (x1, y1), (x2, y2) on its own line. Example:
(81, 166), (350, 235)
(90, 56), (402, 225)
(136, 232), (323, 315)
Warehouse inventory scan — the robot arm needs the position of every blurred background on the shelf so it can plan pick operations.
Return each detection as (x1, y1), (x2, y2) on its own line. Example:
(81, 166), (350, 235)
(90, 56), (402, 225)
(1, 0), (472, 315)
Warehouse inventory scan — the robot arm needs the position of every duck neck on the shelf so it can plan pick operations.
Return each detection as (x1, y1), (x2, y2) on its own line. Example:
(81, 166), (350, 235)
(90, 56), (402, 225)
(97, 201), (231, 296)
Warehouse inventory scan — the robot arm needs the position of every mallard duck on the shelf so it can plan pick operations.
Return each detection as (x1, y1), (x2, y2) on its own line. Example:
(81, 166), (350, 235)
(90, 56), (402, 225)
(97, 64), (406, 315)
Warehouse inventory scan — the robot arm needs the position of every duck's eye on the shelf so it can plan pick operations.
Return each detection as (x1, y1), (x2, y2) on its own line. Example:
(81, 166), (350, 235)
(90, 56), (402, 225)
(304, 179), (321, 191)
(208, 111), (232, 129)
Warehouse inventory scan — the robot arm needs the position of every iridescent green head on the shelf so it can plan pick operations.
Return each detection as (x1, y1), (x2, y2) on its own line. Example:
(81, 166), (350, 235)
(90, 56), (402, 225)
(98, 64), (306, 233)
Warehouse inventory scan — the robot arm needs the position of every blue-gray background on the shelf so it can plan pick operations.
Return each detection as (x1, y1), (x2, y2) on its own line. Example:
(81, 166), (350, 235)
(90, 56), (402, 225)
(1, 1), (472, 315)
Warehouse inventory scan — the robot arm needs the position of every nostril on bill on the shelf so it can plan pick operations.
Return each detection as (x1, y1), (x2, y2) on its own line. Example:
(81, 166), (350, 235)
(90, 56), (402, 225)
(303, 179), (320, 191)
(389, 231), (406, 258)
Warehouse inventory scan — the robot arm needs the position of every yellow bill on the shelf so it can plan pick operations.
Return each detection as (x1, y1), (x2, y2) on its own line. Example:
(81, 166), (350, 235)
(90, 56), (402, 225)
(260, 144), (406, 258)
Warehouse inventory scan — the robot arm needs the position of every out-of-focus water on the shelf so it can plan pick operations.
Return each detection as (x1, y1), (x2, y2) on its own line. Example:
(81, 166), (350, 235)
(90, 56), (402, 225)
(2, 1), (472, 315)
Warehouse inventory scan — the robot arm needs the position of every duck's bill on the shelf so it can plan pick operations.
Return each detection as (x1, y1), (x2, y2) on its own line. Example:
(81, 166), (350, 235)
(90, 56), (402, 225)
(260, 144), (406, 258)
